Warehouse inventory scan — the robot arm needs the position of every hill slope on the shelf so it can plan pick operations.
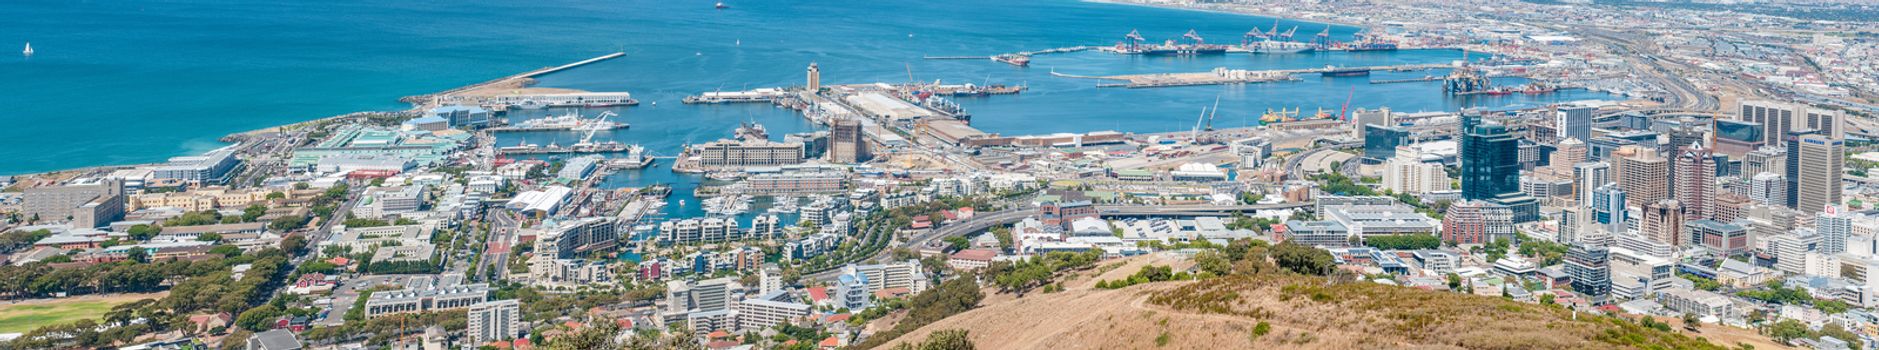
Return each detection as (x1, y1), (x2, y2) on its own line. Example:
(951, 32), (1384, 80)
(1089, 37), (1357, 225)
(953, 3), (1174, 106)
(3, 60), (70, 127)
(884, 257), (1778, 349)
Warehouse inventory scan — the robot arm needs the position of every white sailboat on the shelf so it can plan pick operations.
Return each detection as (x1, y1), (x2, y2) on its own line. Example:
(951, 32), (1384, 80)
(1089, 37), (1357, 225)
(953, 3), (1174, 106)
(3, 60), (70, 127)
(22, 42), (33, 56)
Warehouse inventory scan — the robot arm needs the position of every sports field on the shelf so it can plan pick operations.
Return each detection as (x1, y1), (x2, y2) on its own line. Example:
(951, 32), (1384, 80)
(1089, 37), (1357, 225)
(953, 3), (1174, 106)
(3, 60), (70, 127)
(0, 293), (164, 334)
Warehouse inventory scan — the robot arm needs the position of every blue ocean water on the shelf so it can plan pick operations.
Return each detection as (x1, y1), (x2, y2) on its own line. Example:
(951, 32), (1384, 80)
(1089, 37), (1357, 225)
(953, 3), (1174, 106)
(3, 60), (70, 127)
(2, 0), (1612, 180)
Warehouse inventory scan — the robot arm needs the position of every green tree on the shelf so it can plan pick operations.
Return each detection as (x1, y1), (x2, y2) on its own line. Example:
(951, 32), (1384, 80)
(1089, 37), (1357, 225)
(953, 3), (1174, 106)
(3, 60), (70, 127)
(235, 305), (281, 331)
(126, 224), (161, 241)
(1766, 320), (1811, 343)
(1272, 242), (1335, 276)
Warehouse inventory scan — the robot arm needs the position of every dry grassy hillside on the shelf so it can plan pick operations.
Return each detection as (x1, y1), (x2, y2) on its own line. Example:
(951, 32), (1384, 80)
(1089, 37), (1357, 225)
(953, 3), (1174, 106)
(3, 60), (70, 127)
(883, 255), (1776, 350)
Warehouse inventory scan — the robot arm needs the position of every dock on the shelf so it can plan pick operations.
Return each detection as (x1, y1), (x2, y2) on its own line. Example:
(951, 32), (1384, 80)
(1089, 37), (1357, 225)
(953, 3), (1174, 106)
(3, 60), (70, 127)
(495, 142), (632, 156)
(1058, 63), (1452, 88)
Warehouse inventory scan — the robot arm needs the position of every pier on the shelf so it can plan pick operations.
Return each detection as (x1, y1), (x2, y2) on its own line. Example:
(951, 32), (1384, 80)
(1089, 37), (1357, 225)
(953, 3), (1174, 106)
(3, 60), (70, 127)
(495, 142), (632, 156)
(1057, 63), (1452, 88)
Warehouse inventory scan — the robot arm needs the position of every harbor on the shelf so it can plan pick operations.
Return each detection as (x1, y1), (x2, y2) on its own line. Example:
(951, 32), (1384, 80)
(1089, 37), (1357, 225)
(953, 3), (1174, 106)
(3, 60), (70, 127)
(1053, 63), (1452, 88)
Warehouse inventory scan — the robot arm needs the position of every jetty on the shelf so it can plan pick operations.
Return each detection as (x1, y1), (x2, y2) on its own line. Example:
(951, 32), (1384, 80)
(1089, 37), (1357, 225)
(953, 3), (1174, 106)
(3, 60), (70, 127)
(1057, 63), (1453, 88)
(403, 52), (627, 105)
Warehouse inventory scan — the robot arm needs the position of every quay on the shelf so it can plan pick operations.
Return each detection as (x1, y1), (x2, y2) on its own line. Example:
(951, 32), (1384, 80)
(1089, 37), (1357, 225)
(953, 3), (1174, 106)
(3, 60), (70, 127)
(485, 123), (631, 133)
(495, 142), (631, 155)
(1058, 63), (1453, 88)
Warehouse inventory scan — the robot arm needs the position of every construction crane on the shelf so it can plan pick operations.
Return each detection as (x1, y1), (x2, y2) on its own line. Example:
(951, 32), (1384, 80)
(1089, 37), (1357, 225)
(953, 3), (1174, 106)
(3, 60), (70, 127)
(1338, 88), (1355, 122)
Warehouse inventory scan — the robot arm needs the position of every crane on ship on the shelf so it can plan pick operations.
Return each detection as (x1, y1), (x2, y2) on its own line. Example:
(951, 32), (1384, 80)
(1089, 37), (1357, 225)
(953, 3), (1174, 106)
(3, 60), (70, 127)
(1277, 26), (1298, 41)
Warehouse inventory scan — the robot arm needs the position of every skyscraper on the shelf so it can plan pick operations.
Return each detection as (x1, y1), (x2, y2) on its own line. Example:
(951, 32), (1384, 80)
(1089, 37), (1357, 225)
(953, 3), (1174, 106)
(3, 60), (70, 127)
(806, 62), (821, 91)
(1362, 124), (1409, 163)
(1673, 142), (1716, 220)
(829, 117), (867, 164)
(1591, 183), (1628, 235)
(1641, 199), (1686, 247)
(1748, 172), (1785, 205)
(1565, 243), (1612, 303)
(1741, 100), (1844, 144)
(1573, 161), (1610, 205)
(1819, 207), (1853, 255)
(1555, 106), (1595, 142)
(1612, 145), (1669, 210)
(1788, 130), (1843, 214)
(1462, 122), (1520, 200)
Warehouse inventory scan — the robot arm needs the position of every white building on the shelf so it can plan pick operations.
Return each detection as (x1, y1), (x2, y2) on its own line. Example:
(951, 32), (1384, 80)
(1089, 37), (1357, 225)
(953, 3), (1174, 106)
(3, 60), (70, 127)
(467, 299), (520, 344)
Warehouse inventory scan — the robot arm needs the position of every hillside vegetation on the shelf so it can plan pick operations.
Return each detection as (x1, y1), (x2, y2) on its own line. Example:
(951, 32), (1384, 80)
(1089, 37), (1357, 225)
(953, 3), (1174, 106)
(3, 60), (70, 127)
(881, 241), (1760, 350)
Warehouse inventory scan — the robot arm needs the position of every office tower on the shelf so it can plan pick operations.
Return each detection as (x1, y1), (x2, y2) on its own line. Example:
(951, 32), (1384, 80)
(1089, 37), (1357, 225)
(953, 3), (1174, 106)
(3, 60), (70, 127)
(1820, 208), (1853, 255)
(467, 300), (521, 344)
(1641, 200), (1686, 247)
(1710, 193), (1753, 223)
(1591, 184), (1628, 235)
(1663, 123), (1707, 159)
(1748, 172), (1785, 205)
(1462, 122), (1520, 200)
(1353, 107), (1393, 131)
(1612, 145), (1669, 210)
(1674, 142), (1716, 220)
(1770, 231), (1821, 275)
(1551, 138), (1588, 174)
(1559, 206), (1590, 244)
(1565, 243), (1612, 303)
(1687, 219), (1749, 255)
(806, 62), (821, 91)
(1741, 99), (1844, 144)
(829, 117), (867, 164)
(1442, 200), (1514, 245)
(1363, 124), (1409, 163)
(1742, 147), (1785, 181)
(1573, 162), (1610, 205)
(1555, 106), (1595, 142)
(1711, 119), (1764, 158)
(1785, 130), (1842, 214)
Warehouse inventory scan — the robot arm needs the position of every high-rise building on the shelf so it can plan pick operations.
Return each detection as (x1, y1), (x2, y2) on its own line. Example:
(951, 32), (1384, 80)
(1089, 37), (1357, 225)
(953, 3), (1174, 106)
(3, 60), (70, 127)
(1673, 142), (1716, 220)
(1573, 162), (1610, 205)
(1362, 124), (1409, 163)
(1742, 147), (1785, 181)
(1741, 99), (1843, 144)
(1662, 123), (1707, 160)
(1687, 219), (1749, 255)
(1711, 119), (1764, 158)
(1612, 145), (1669, 210)
(1769, 230), (1821, 275)
(1462, 122), (1520, 200)
(1747, 172), (1785, 205)
(1820, 207), (1853, 255)
(1555, 106), (1595, 142)
(1551, 138), (1588, 174)
(1565, 242), (1612, 303)
(1640, 200), (1686, 247)
(806, 62), (821, 91)
(1383, 156), (1449, 195)
(1590, 184), (1628, 235)
(467, 300), (521, 344)
(1710, 193), (1753, 223)
(1441, 200), (1514, 245)
(1788, 132), (1842, 214)
(829, 118), (867, 164)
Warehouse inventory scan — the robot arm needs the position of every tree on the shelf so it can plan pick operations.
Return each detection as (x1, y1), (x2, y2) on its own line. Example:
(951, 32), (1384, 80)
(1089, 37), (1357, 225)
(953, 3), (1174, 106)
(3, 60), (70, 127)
(1446, 273), (1463, 290)
(127, 225), (161, 241)
(127, 248), (149, 263)
(1819, 323), (1863, 348)
(241, 205), (269, 222)
(1271, 242), (1335, 276)
(1766, 320), (1811, 343)
(270, 215), (308, 232)
(893, 329), (974, 350)
(235, 305), (281, 331)
(266, 191), (287, 200)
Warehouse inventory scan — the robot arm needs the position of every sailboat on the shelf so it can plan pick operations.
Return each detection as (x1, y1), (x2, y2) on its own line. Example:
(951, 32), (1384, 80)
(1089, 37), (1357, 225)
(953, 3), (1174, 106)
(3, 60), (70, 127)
(22, 42), (32, 56)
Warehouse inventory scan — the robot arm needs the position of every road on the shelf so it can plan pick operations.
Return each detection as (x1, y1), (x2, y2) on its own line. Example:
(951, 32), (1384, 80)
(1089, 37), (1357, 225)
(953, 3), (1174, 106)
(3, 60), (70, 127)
(476, 210), (521, 282)
(805, 207), (1034, 282)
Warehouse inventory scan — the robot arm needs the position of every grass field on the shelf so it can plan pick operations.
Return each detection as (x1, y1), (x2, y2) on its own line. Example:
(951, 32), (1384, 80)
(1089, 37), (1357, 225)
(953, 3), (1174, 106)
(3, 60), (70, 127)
(0, 293), (162, 334)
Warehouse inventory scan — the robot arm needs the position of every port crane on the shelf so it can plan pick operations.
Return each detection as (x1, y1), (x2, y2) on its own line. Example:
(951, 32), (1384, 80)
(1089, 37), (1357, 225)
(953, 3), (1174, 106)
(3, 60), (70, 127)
(1277, 26), (1298, 41)
(1182, 29), (1206, 45)
(1123, 29), (1146, 51)
(1243, 27), (1268, 46)
(1206, 96), (1220, 131)
(1313, 25), (1333, 48)
(579, 110), (619, 145)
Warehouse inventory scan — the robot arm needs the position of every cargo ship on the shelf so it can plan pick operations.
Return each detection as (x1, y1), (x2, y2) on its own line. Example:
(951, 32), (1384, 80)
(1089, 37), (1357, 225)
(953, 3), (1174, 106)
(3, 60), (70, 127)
(1113, 29), (1228, 56)
(1320, 66), (1371, 77)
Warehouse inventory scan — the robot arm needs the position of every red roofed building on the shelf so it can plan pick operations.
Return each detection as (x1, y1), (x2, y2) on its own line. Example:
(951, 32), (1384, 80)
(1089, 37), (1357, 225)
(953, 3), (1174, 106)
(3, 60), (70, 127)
(948, 249), (997, 271)
(910, 215), (932, 230)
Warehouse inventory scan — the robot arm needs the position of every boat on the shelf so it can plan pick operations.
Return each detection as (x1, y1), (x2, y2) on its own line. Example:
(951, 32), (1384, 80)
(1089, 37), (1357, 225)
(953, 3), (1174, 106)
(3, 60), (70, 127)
(512, 111), (629, 131)
(21, 42), (31, 56)
(715, 2), (728, 9)
(992, 54), (1030, 67)
(606, 145), (656, 169)
(1320, 66), (1371, 77)
(514, 99), (548, 110)
(767, 195), (800, 213)
(1244, 40), (1313, 54)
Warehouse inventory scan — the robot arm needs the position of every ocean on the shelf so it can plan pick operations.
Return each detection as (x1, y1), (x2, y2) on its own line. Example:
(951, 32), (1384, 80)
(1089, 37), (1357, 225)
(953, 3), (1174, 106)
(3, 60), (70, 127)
(2, 0), (1611, 177)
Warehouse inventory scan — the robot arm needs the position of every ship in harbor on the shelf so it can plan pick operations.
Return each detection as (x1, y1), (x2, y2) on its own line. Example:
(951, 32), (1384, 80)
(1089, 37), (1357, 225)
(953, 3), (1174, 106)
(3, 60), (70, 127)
(1320, 66), (1372, 77)
(510, 110), (629, 131)
(605, 145), (656, 169)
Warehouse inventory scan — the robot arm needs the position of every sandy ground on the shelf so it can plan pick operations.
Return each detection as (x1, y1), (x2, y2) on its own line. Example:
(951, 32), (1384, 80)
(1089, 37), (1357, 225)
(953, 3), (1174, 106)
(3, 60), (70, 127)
(0, 292), (167, 307)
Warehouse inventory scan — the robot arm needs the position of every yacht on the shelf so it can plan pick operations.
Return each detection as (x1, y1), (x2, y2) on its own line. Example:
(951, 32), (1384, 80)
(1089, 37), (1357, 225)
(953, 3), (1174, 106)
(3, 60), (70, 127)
(22, 42), (32, 56)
